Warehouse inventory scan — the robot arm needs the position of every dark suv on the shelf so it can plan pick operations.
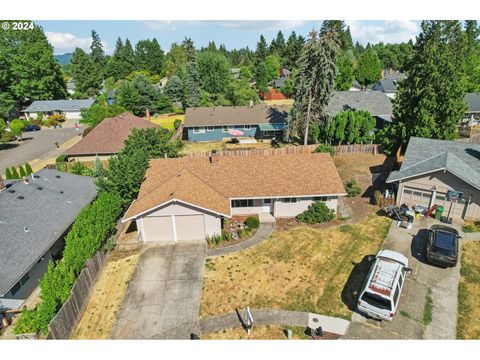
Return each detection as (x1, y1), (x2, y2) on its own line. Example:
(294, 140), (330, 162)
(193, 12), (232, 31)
(427, 225), (461, 267)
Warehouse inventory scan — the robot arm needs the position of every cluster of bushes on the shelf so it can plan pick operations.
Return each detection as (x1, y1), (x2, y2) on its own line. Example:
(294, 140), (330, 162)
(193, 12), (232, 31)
(297, 201), (336, 224)
(244, 216), (259, 229)
(345, 179), (362, 197)
(13, 192), (123, 335)
(462, 220), (480, 233)
(206, 231), (233, 246)
(4, 163), (33, 179)
(314, 143), (336, 156)
(173, 119), (182, 130)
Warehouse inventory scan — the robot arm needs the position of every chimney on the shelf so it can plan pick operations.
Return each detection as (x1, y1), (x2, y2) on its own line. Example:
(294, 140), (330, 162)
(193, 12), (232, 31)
(210, 150), (218, 166)
(146, 108), (150, 121)
(0, 175), (4, 192)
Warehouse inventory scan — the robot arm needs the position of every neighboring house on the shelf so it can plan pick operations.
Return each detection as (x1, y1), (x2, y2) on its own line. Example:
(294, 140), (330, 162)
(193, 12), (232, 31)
(273, 68), (291, 88)
(66, 80), (76, 95)
(349, 80), (362, 92)
(463, 93), (480, 126)
(183, 104), (289, 142)
(327, 91), (394, 128)
(386, 137), (480, 220)
(372, 79), (400, 99)
(122, 152), (346, 242)
(22, 99), (95, 120)
(64, 113), (157, 162)
(0, 169), (97, 310)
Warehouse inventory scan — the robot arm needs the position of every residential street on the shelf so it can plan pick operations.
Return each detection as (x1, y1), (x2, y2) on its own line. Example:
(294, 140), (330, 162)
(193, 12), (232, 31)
(111, 242), (206, 339)
(344, 218), (462, 339)
(0, 128), (81, 175)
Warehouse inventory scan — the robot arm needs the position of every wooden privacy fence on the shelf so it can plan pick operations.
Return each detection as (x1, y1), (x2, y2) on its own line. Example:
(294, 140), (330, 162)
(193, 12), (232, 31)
(186, 144), (379, 158)
(46, 251), (107, 339)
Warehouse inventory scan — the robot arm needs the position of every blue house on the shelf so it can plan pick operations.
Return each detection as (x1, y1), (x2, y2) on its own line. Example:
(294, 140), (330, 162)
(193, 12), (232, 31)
(184, 104), (289, 142)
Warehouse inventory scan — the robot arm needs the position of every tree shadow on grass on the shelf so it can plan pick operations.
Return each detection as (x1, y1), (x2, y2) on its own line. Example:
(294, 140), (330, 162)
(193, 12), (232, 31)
(341, 255), (375, 314)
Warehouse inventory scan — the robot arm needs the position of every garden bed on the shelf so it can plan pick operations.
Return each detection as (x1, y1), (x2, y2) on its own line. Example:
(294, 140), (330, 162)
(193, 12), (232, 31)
(206, 216), (259, 249)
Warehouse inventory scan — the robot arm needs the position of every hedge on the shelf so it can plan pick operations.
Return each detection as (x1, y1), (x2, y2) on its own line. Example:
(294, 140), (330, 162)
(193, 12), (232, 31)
(13, 192), (123, 335)
(296, 201), (336, 224)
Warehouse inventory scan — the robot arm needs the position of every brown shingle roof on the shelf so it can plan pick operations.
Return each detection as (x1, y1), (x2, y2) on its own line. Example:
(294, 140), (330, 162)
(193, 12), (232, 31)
(123, 152), (346, 220)
(65, 113), (157, 156)
(184, 105), (290, 127)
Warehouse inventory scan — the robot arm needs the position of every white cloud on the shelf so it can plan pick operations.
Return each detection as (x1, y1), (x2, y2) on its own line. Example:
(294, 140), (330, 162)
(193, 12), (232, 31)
(45, 31), (92, 54)
(346, 20), (419, 45)
(141, 20), (307, 32)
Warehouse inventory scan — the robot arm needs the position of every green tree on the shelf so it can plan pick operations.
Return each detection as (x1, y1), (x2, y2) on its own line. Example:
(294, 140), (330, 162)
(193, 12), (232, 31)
(196, 50), (231, 94)
(255, 62), (269, 93)
(92, 155), (105, 178)
(286, 29), (340, 145)
(10, 119), (25, 140)
(105, 37), (136, 80)
(24, 162), (33, 175)
(334, 51), (355, 90)
(90, 30), (106, 73)
(227, 79), (260, 106)
(464, 20), (480, 92)
(270, 31), (286, 57)
(164, 43), (188, 78)
(255, 35), (268, 64)
(116, 74), (161, 116)
(80, 103), (127, 128)
(384, 21), (468, 151)
(164, 75), (184, 104)
(19, 165), (26, 178)
(70, 47), (103, 96)
(264, 54), (281, 81)
(135, 39), (165, 75)
(284, 31), (304, 70)
(0, 119), (6, 137)
(356, 47), (382, 86)
(185, 61), (201, 107)
(10, 166), (20, 179)
(322, 20), (353, 51)
(181, 37), (197, 64)
(157, 93), (174, 113)
(5, 167), (13, 180)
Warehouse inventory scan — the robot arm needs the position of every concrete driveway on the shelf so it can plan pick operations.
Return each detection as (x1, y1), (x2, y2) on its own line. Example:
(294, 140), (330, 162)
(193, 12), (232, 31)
(0, 128), (81, 174)
(112, 241), (206, 339)
(344, 217), (461, 339)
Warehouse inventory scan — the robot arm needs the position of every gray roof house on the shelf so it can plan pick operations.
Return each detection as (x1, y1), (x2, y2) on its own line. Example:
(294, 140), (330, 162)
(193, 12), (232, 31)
(22, 99), (95, 121)
(372, 79), (400, 98)
(386, 137), (480, 220)
(0, 169), (97, 310)
(464, 93), (480, 125)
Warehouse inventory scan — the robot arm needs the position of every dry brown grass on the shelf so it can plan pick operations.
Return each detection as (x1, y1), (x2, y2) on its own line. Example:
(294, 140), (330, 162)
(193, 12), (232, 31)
(262, 99), (294, 106)
(201, 325), (310, 340)
(71, 251), (140, 339)
(150, 114), (185, 129)
(201, 210), (391, 320)
(457, 241), (480, 339)
(333, 154), (387, 185)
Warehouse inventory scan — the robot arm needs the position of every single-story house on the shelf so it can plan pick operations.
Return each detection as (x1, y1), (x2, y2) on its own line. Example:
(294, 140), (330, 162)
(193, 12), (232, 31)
(22, 99), (95, 120)
(463, 93), (480, 126)
(183, 105), (289, 142)
(386, 137), (480, 220)
(122, 152), (346, 242)
(372, 79), (400, 99)
(64, 113), (157, 162)
(0, 169), (97, 310)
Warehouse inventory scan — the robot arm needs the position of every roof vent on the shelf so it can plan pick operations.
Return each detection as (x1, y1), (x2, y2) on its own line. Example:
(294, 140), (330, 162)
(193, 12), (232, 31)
(55, 175), (61, 179)
(33, 175), (39, 179)
(37, 186), (43, 190)
(18, 195), (25, 200)
(60, 190), (64, 194)
(24, 227), (29, 233)
(8, 189), (15, 193)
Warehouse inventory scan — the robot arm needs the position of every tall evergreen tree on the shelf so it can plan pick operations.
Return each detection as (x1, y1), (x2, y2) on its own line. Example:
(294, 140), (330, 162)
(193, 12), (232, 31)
(197, 50), (231, 94)
(287, 29), (340, 145)
(356, 47), (382, 86)
(135, 39), (165, 75)
(70, 47), (103, 96)
(255, 62), (269, 93)
(90, 30), (105, 72)
(255, 35), (268, 64)
(185, 61), (201, 107)
(334, 51), (355, 90)
(382, 21), (468, 151)
(106, 37), (135, 80)
(270, 31), (286, 58)
(164, 75), (184, 104)
(182, 37), (196, 64)
(464, 20), (480, 92)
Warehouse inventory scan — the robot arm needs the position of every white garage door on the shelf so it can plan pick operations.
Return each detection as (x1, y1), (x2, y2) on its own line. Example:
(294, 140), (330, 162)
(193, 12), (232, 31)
(142, 216), (174, 242)
(175, 215), (205, 241)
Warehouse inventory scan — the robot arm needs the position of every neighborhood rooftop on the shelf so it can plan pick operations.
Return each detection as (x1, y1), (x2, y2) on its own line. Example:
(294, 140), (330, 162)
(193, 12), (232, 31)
(65, 112), (157, 156)
(184, 104), (290, 127)
(22, 99), (95, 113)
(0, 169), (97, 296)
(327, 91), (393, 117)
(386, 137), (480, 190)
(124, 152), (346, 220)
(465, 93), (480, 113)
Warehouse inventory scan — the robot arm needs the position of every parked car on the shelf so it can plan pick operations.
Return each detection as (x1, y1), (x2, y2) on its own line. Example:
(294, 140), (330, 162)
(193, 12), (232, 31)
(357, 249), (412, 321)
(24, 124), (40, 132)
(426, 225), (461, 267)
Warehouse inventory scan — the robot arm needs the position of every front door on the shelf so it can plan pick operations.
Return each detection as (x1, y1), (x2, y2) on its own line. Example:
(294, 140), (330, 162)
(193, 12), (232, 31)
(262, 199), (272, 213)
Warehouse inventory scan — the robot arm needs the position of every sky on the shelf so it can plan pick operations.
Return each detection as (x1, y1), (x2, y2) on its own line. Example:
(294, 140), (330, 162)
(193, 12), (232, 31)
(36, 20), (422, 55)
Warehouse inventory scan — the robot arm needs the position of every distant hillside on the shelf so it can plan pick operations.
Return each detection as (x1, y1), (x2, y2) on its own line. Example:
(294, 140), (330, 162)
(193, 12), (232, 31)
(55, 53), (73, 66)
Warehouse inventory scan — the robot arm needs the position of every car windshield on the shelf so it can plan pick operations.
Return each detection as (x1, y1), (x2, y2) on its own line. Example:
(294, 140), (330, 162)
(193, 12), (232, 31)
(361, 292), (392, 310)
(432, 231), (456, 256)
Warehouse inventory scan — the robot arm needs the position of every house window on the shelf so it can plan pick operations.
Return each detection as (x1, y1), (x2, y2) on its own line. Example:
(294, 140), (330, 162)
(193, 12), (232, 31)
(227, 125), (234, 131)
(20, 272), (30, 286)
(207, 126), (214, 132)
(10, 281), (22, 296)
(222, 126), (228, 133)
(244, 124), (251, 130)
(283, 197), (297, 203)
(193, 126), (205, 134)
(263, 199), (272, 204)
(314, 196), (328, 202)
(232, 199), (254, 207)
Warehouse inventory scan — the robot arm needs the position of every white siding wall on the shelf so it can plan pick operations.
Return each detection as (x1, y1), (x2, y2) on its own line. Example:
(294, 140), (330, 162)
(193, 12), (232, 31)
(275, 197), (338, 217)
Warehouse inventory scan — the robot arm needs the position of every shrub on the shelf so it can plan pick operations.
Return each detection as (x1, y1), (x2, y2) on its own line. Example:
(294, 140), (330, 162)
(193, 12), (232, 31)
(296, 201), (336, 224)
(314, 143), (336, 156)
(345, 179), (362, 197)
(1, 131), (16, 142)
(24, 163), (33, 176)
(82, 127), (94, 137)
(56, 155), (67, 163)
(5, 167), (13, 180)
(237, 228), (245, 238)
(271, 137), (283, 148)
(48, 114), (66, 123)
(19, 165), (26, 178)
(245, 216), (259, 229)
(10, 166), (20, 179)
(71, 162), (86, 175)
(230, 137), (239, 144)
(29, 119), (43, 127)
(56, 162), (67, 172)
(173, 119), (182, 130)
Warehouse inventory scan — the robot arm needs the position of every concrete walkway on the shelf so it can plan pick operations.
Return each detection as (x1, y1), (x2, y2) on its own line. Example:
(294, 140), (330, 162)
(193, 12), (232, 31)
(207, 221), (275, 257)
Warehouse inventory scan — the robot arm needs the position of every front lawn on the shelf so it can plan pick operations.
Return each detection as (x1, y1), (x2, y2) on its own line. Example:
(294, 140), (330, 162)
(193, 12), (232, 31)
(150, 114), (185, 129)
(457, 241), (480, 339)
(200, 209), (391, 319)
